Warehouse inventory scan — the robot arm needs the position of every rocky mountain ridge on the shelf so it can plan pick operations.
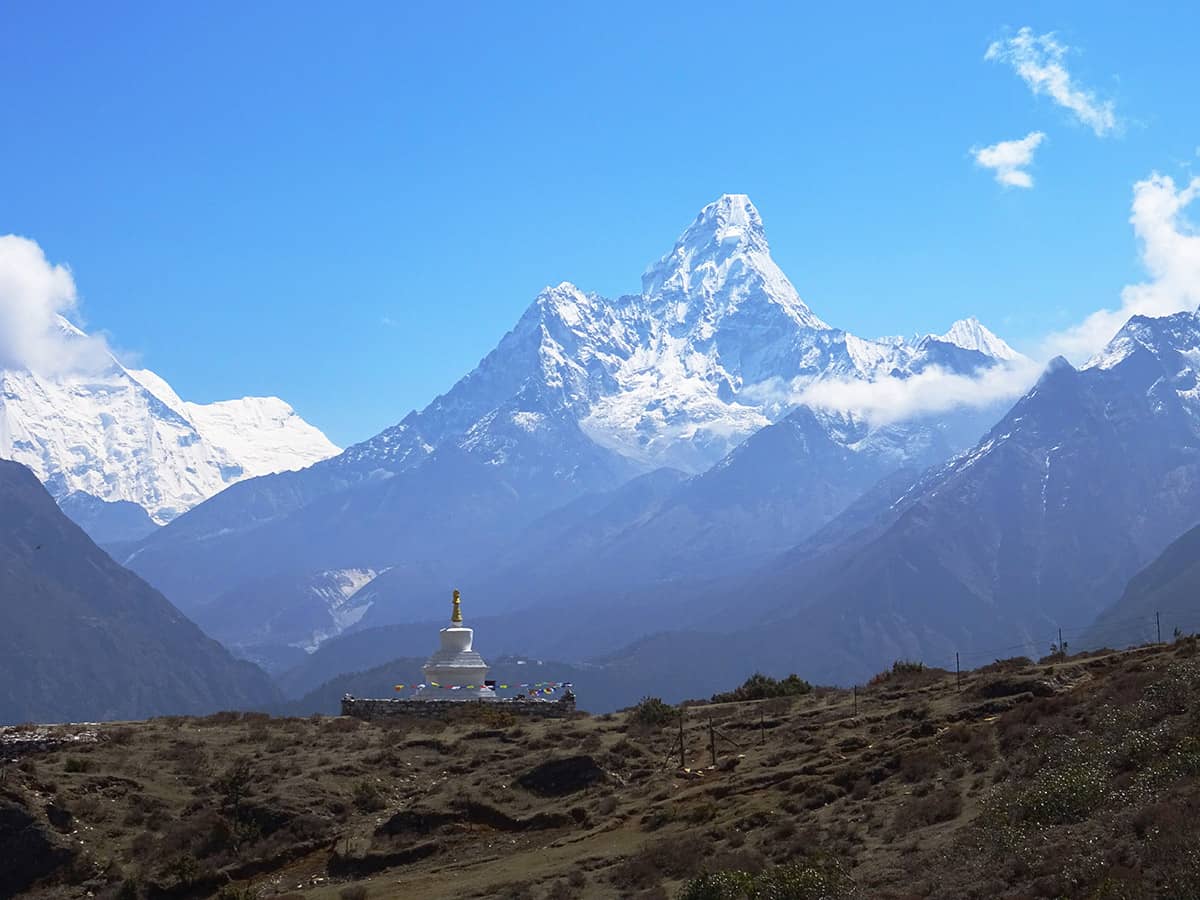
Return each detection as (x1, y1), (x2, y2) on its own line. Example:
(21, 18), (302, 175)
(0, 317), (338, 531)
(122, 195), (1022, 656)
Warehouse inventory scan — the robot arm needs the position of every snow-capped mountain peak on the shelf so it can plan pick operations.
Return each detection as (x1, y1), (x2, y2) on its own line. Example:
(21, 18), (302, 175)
(0, 320), (339, 525)
(640, 194), (827, 332)
(933, 317), (1021, 360)
(1083, 310), (1200, 372)
(54, 314), (88, 340)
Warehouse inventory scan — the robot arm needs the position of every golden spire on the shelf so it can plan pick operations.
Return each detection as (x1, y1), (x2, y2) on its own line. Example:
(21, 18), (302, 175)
(451, 589), (463, 624)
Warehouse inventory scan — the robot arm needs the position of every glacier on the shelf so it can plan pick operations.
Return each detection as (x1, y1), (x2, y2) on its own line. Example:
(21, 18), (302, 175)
(0, 317), (338, 524)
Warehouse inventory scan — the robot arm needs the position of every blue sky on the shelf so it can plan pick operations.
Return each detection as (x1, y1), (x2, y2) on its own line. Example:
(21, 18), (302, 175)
(2, 1), (1199, 445)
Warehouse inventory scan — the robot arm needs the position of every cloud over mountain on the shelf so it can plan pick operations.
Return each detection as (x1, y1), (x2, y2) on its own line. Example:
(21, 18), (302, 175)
(1046, 173), (1200, 361)
(0, 235), (109, 374)
(789, 358), (1041, 426)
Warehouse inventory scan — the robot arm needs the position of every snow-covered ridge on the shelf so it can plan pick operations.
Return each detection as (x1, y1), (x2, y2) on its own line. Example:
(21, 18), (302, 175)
(326, 193), (1020, 481)
(293, 568), (380, 653)
(0, 322), (338, 523)
(641, 193), (827, 333)
(567, 196), (1021, 470)
(932, 317), (1020, 361)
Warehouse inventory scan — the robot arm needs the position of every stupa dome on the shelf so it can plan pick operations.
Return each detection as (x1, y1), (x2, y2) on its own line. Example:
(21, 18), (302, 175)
(415, 590), (496, 701)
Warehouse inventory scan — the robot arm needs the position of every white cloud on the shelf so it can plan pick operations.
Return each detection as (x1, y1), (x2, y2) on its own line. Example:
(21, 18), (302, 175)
(0, 235), (110, 374)
(742, 356), (1041, 428)
(764, 168), (1200, 424)
(973, 131), (1046, 188)
(789, 360), (1041, 427)
(986, 27), (1118, 136)
(1043, 173), (1200, 361)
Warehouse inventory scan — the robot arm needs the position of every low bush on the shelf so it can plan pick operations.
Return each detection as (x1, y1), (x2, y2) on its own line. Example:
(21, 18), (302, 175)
(897, 746), (942, 783)
(898, 785), (963, 827)
(630, 696), (676, 728)
(677, 857), (853, 900)
(984, 756), (1108, 829)
(977, 656), (1034, 674)
(869, 659), (929, 687)
(351, 780), (387, 812)
(711, 673), (813, 704)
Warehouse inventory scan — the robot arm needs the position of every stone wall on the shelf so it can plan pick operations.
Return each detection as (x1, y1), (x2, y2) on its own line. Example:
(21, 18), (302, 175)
(341, 696), (577, 722)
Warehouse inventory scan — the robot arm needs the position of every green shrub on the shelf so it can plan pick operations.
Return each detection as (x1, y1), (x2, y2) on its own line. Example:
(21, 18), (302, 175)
(678, 870), (756, 900)
(677, 858), (852, 900)
(711, 673), (813, 704)
(216, 884), (259, 900)
(868, 659), (926, 686)
(162, 854), (200, 887)
(984, 758), (1107, 828)
(352, 780), (386, 812)
(631, 696), (676, 728)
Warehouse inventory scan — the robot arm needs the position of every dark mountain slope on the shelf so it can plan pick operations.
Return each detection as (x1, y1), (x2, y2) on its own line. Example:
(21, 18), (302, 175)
(1085, 522), (1200, 648)
(571, 407), (954, 586)
(720, 312), (1200, 682)
(0, 459), (279, 724)
(57, 492), (159, 546)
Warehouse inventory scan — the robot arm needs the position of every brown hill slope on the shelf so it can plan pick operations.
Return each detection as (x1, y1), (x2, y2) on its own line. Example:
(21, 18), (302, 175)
(4, 641), (1200, 898)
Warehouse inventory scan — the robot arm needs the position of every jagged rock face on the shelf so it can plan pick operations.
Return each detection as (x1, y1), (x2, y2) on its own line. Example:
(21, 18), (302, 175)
(0, 319), (338, 524)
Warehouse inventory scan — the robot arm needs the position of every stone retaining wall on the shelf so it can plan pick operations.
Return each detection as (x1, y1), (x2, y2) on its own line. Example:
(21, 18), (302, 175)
(341, 696), (576, 722)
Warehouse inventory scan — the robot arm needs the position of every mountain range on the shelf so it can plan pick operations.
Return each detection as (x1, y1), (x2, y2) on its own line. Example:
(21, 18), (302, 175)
(6, 192), (1200, 719)
(626, 309), (1200, 686)
(116, 194), (1023, 663)
(0, 317), (338, 540)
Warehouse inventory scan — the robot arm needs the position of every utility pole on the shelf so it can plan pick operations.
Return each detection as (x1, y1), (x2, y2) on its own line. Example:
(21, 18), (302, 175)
(853, 685), (858, 717)
(678, 709), (685, 770)
(1058, 627), (1064, 654)
(1157, 611), (1162, 644)
(956, 652), (961, 692)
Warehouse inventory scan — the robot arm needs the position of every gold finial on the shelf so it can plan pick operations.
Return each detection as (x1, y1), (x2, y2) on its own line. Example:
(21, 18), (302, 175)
(451, 589), (463, 624)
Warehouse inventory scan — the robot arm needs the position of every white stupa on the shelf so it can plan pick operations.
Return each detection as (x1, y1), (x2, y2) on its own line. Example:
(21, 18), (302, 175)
(415, 590), (497, 701)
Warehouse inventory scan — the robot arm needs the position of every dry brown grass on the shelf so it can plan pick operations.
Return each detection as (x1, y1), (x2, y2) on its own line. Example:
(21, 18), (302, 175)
(6, 644), (1200, 900)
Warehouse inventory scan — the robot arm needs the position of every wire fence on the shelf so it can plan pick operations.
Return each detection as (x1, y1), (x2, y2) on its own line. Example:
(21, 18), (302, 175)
(659, 604), (1200, 769)
(894, 603), (1200, 678)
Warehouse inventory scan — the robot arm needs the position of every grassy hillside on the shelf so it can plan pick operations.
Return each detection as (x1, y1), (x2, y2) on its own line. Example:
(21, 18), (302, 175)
(4, 641), (1200, 898)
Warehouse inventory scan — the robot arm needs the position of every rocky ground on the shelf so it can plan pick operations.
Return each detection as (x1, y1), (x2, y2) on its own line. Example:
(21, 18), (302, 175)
(4, 640), (1200, 899)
